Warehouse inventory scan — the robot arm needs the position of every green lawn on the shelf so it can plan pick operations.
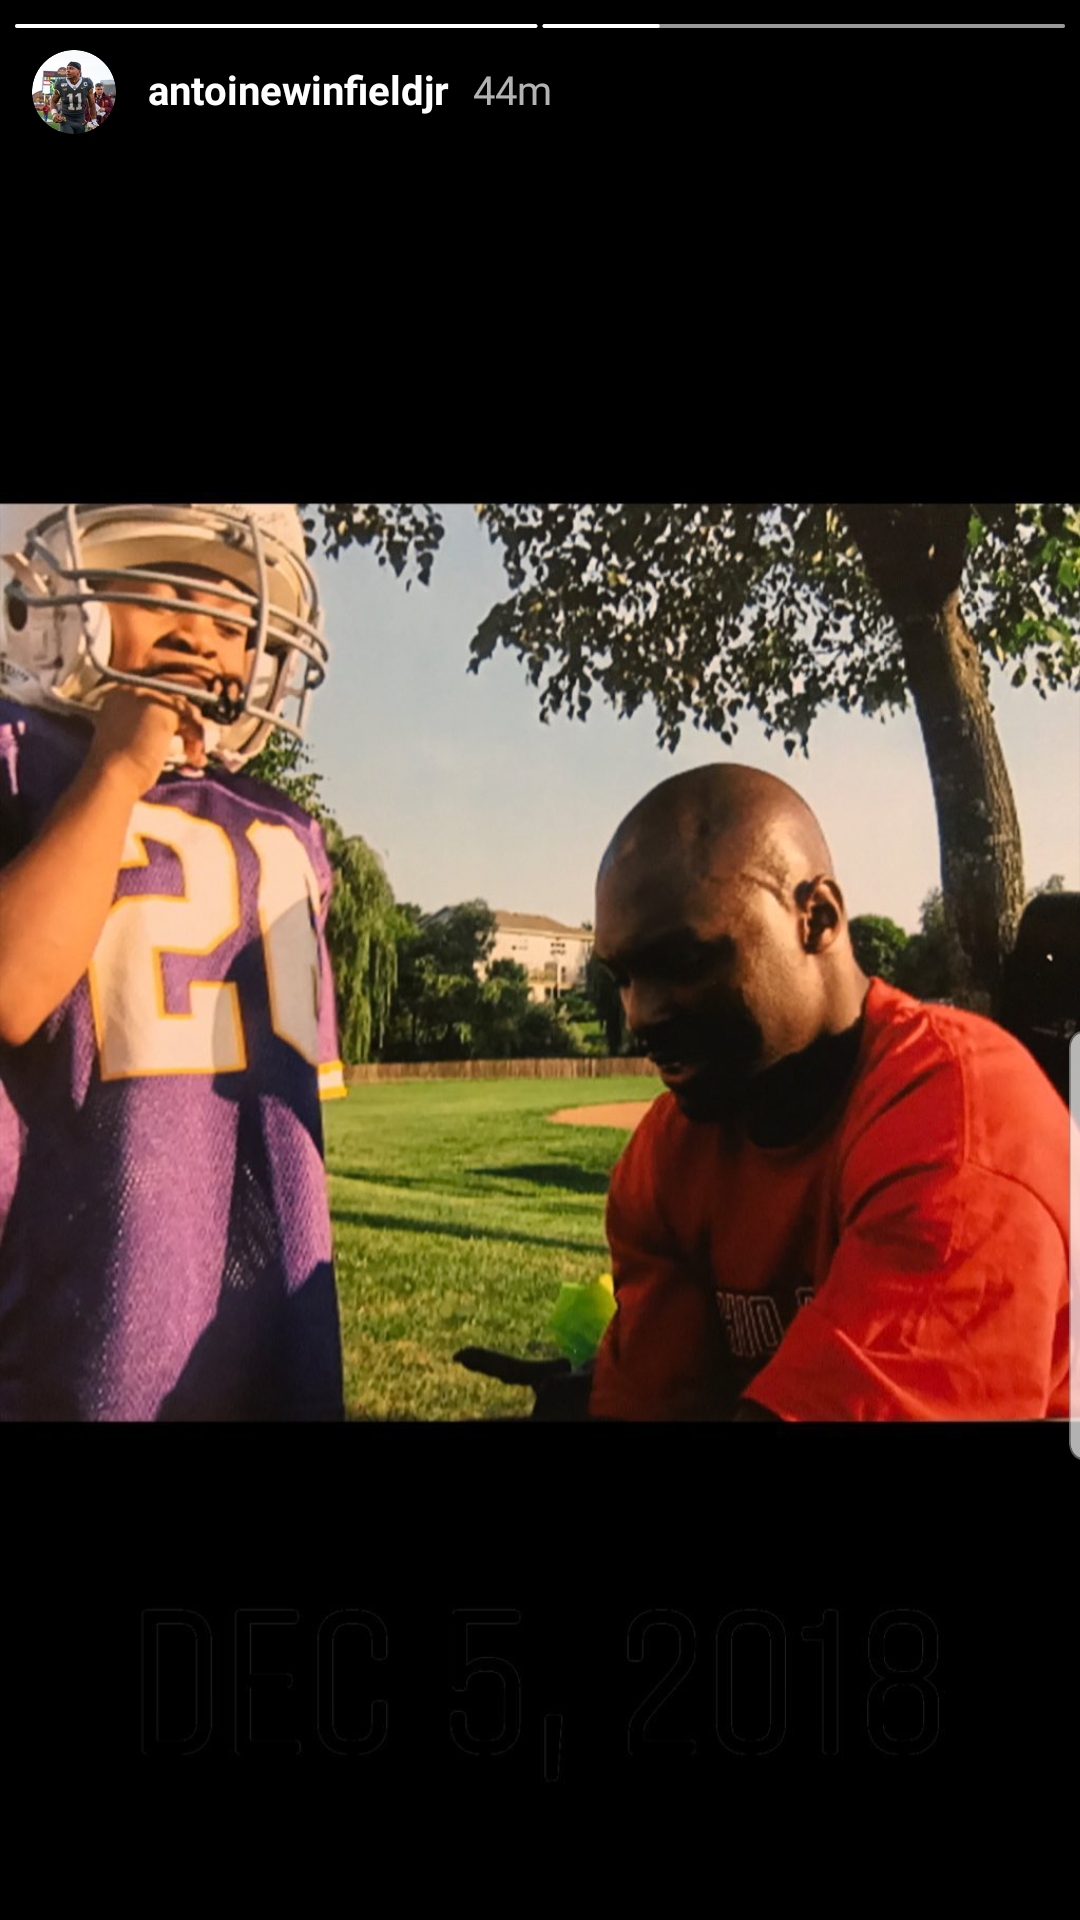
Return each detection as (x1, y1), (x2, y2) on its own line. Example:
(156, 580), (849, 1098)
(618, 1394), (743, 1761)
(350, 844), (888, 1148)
(324, 1076), (656, 1420)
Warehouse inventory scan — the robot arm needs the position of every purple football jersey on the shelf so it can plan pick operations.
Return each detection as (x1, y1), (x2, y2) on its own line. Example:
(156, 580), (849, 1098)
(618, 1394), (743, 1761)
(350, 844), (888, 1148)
(0, 699), (346, 1420)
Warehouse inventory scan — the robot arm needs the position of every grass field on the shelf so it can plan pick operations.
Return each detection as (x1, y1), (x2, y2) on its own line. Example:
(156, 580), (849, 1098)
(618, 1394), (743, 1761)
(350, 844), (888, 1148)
(324, 1076), (656, 1420)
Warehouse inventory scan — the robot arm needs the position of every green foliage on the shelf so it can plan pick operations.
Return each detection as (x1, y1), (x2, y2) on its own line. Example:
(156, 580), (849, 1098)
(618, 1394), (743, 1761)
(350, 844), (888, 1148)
(245, 730), (328, 819)
(584, 949), (623, 1054)
(473, 958), (534, 1058)
(848, 914), (910, 984)
(456, 503), (1080, 753)
(245, 733), (396, 1064)
(872, 878), (1070, 1006)
(569, 1019), (606, 1054)
(513, 1000), (582, 1059)
(298, 498), (1076, 738)
(966, 505), (1080, 694)
(382, 901), (580, 1061)
(558, 984), (611, 1055)
(559, 985), (595, 1026)
(894, 889), (954, 1002)
(422, 899), (497, 974)
(322, 825), (400, 1064)
(583, 949), (648, 1056)
(299, 502), (444, 590)
(383, 900), (493, 1060)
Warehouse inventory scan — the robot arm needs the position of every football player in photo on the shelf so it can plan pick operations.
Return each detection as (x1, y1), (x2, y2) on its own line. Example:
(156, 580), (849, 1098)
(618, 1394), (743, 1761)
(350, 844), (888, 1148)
(51, 60), (95, 135)
(0, 505), (347, 1420)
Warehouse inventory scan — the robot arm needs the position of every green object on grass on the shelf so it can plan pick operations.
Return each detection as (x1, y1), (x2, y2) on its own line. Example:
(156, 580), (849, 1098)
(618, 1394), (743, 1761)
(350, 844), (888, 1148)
(550, 1274), (616, 1368)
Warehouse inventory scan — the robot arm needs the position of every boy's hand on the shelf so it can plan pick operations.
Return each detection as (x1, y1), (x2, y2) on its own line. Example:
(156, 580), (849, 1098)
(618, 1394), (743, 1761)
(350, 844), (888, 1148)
(86, 684), (208, 792)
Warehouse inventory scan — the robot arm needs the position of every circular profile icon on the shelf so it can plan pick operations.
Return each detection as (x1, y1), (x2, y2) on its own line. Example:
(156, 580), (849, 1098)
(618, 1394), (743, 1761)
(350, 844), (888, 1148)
(34, 49), (115, 135)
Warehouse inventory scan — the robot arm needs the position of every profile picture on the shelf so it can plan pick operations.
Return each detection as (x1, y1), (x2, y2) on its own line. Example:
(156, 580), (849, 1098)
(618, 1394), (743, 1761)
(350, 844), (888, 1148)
(34, 49), (115, 134)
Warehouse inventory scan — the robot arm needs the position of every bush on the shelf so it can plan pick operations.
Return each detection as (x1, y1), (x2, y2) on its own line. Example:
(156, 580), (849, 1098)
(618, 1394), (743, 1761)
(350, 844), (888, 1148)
(848, 914), (909, 984)
(515, 1002), (583, 1058)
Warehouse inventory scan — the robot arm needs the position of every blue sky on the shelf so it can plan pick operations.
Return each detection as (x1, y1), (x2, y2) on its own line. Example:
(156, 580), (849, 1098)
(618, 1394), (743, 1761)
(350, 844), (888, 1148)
(305, 503), (1080, 932)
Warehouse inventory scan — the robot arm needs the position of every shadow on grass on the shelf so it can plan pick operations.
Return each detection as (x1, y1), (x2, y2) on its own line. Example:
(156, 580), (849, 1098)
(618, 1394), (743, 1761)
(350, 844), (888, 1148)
(477, 1162), (611, 1194)
(329, 1162), (615, 1197)
(332, 1206), (605, 1257)
(329, 1166), (474, 1196)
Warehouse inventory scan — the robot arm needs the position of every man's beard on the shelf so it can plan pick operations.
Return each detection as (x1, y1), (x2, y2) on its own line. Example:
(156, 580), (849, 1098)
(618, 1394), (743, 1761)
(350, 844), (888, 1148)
(658, 998), (866, 1142)
(670, 1058), (759, 1124)
(654, 1005), (766, 1124)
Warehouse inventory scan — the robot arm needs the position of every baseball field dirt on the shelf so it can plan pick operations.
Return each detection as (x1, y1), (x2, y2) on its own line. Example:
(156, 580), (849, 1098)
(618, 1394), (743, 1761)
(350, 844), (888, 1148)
(547, 1100), (658, 1129)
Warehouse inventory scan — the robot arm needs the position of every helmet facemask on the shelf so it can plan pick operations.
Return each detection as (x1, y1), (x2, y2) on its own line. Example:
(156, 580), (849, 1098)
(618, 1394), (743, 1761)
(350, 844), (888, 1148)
(1, 504), (328, 771)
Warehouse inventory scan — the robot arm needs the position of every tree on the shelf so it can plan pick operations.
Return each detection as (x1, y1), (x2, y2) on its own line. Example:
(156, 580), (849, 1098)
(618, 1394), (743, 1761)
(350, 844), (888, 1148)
(894, 889), (954, 1003)
(472, 960), (581, 1059)
(468, 504), (1080, 1014)
(423, 900), (497, 976)
(300, 503), (444, 589)
(322, 826), (400, 1064)
(513, 999), (583, 1059)
(246, 729), (328, 820)
(472, 958), (534, 1058)
(582, 949), (627, 1056)
(871, 877), (1070, 1009)
(382, 902), (580, 1060)
(245, 736), (398, 1065)
(848, 914), (909, 985)
(382, 901), (496, 1061)
(303, 502), (1077, 1011)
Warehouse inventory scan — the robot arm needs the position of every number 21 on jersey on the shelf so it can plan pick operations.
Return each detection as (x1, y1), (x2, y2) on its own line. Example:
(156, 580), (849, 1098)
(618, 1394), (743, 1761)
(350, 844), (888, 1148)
(87, 804), (322, 1079)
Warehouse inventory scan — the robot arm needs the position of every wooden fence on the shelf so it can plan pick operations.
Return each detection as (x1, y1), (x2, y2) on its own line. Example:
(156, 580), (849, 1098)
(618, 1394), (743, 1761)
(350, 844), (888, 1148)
(344, 1056), (661, 1085)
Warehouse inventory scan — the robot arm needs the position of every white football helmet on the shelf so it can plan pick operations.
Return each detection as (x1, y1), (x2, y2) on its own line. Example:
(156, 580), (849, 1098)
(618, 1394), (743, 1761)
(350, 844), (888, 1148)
(0, 503), (328, 769)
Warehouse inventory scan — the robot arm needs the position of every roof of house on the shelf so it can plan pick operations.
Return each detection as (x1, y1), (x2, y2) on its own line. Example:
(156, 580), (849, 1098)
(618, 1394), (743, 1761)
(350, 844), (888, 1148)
(493, 912), (592, 938)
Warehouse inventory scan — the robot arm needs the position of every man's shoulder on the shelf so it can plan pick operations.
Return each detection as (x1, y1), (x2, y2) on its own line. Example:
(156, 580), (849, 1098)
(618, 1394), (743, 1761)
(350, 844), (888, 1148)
(845, 977), (1068, 1189)
(859, 978), (1059, 1100)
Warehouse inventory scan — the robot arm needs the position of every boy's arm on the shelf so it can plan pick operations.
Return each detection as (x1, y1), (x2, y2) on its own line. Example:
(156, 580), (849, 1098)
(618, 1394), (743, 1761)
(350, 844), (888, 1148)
(0, 688), (204, 1047)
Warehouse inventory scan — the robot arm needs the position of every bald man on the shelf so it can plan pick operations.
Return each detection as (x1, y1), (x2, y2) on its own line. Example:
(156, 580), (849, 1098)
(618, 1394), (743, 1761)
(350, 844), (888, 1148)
(588, 766), (1070, 1422)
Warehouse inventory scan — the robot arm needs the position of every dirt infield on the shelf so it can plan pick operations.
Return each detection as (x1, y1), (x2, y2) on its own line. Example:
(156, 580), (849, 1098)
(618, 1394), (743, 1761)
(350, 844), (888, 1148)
(548, 1100), (658, 1130)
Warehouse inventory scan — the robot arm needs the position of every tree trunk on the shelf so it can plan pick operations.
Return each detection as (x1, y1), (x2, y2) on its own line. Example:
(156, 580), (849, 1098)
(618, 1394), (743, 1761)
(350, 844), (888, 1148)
(839, 505), (1026, 1015)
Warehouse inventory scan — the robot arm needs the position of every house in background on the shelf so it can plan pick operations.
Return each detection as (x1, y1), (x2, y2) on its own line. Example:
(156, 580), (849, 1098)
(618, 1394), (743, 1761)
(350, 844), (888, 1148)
(485, 911), (593, 1004)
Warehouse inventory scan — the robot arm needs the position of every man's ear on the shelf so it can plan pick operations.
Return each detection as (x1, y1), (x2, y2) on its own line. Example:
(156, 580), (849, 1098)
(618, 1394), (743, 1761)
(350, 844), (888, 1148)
(796, 876), (843, 954)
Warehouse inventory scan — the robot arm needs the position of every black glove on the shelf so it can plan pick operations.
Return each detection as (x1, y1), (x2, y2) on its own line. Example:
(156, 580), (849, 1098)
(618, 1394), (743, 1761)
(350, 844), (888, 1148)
(454, 1347), (594, 1421)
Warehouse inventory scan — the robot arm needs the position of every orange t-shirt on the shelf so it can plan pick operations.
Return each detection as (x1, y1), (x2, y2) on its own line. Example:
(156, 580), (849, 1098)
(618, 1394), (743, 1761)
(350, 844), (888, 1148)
(589, 979), (1071, 1422)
